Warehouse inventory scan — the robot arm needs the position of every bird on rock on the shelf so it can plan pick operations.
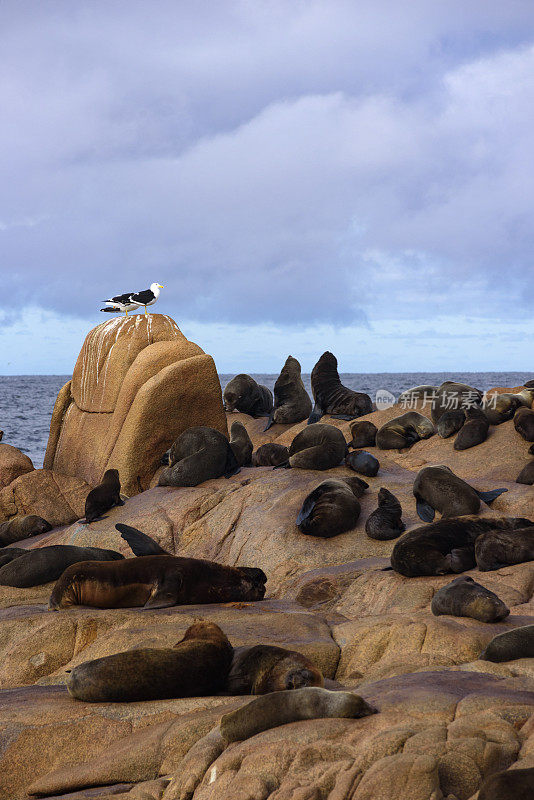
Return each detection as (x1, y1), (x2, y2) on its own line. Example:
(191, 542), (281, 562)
(130, 283), (164, 315)
(100, 283), (164, 316)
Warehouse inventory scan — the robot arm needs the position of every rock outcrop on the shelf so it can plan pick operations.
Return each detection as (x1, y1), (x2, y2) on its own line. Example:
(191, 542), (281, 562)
(0, 442), (33, 489)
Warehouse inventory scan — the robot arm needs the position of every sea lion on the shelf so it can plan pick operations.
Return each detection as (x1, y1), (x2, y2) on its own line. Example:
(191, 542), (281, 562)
(251, 443), (290, 467)
(0, 545), (124, 588)
(514, 407), (534, 441)
(431, 381), (483, 423)
(390, 516), (532, 577)
(223, 374), (273, 418)
(158, 426), (240, 486)
(82, 469), (123, 524)
(288, 423), (347, 470)
(115, 523), (170, 556)
(398, 385), (438, 407)
(480, 625), (534, 662)
(227, 645), (324, 695)
(0, 547), (26, 568)
(48, 554), (267, 609)
(348, 420), (377, 448)
(67, 621), (233, 702)
(0, 514), (51, 546)
(219, 686), (376, 743)
(516, 460), (534, 485)
(483, 388), (534, 425)
(308, 352), (372, 424)
(477, 767), (534, 800)
(365, 488), (405, 541)
(430, 576), (509, 622)
(376, 412), (435, 450)
(413, 465), (507, 522)
(229, 421), (253, 467)
(264, 356), (312, 431)
(296, 477), (368, 538)
(437, 409), (465, 438)
(345, 450), (379, 477)
(453, 406), (489, 450)
(475, 528), (534, 571)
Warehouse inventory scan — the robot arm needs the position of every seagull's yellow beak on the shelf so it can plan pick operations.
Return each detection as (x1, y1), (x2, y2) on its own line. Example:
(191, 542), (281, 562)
(158, 284), (164, 288)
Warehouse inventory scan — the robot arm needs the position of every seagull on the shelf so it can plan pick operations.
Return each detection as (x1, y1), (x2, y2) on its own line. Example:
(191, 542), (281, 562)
(130, 282), (164, 315)
(100, 292), (141, 316)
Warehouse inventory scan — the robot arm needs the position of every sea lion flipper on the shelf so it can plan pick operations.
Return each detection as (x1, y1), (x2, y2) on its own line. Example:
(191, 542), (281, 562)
(307, 403), (324, 425)
(273, 461), (291, 469)
(296, 496), (316, 527)
(263, 411), (275, 432)
(330, 414), (358, 421)
(116, 523), (170, 556)
(475, 488), (508, 504)
(449, 547), (476, 573)
(224, 445), (241, 478)
(416, 499), (435, 522)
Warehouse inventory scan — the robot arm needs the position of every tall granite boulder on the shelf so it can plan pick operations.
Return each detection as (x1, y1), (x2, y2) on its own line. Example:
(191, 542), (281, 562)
(43, 314), (227, 496)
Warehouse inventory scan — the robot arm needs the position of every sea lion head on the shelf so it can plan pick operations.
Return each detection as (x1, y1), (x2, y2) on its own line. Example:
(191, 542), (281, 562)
(237, 566), (267, 600)
(177, 621), (229, 645)
(102, 469), (120, 488)
(223, 374), (256, 411)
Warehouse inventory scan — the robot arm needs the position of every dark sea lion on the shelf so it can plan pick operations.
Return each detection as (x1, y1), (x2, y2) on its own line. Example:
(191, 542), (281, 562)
(398, 385), (438, 406)
(516, 460), (534, 485)
(264, 356), (312, 431)
(376, 411), (435, 450)
(365, 488), (405, 541)
(159, 426), (240, 487)
(67, 621), (233, 702)
(453, 406), (489, 450)
(288, 423), (347, 470)
(480, 625), (534, 662)
(349, 420), (377, 448)
(82, 469), (123, 524)
(0, 545), (124, 588)
(220, 686), (376, 743)
(296, 477), (368, 538)
(0, 547), (26, 568)
(514, 407), (534, 441)
(223, 374), (273, 418)
(345, 450), (379, 477)
(437, 409), (465, 438)
(0, 514), (51, 546)
(483, 388), (534, 425)
(413, 465), (507, 522)
(475, 528), (534, 571)
(530, 442), (534, 455)
(48, 554), (267, 609)
(430, 576), (509, 622)
(251, 443), (290, 467)
(308, 352), (372, 424)
(478, 766), (534, 800)
(229, 421), (253, 467)
(227, 645), (324, 695)
(431, 381), (483, 423)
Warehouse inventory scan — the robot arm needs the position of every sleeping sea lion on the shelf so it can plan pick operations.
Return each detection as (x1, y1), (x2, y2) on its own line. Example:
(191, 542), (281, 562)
(516, 460), (534, 485)
(227, 645), (324, 694)
(345, 449), (379, 476)
(413, 465), (507, 522)
(251, 443), (290, 467)
(477, 767), (534, 800)
(376, 412), (435, 450)
(223, 374), (273, 418)
(453, 406), (489, 450)
(431, 381), (483, 423)
(475, 528), (534, 571)
(229, 421), (253, 467)
(0, 545), (124, 588)
(430, 576), (509, 622)
(158, 426), (240, 486)
(0, 547), (26, 568)
(480, 625), (534, 662)
(296, 477), (368, 538)
(483, 388), (534, 425)
(0, 514), (51, 546)
(67, 621), (233, 702)
(348, 420), (377, 448)
(308, 352), (372, 424)
(82, 469), (123, 524)
(264, 356), (312, 431)
(437, 409), (465, 439)
(398, 385), (438, 407)
(514, 407), (534, 441)
(288, 423), (347, 470)
(365, 488), (405, 541)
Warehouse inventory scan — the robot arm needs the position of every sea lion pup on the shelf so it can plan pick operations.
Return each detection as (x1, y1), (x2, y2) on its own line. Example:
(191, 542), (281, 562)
(430, 576), (509, 622)
(376, 411), (435, 450)
(365, 488), (405, 541)
(437, 409), (465, 439)
(480, 625), (534, 662)
(251, 443), (290, 467)
(48, 554), (267, 609)
(0, 514), (51, 546)
(413, 465), (507, 522)
(477, 766), (534, 800)
(345, 450), (379, 477)
(0, 545), (124, 588)
(390, 516), (531, 578)
(475, 528), (534, 571)
(483, 388), (534, 425)
(308, 352), (372, 424)
(67, 621), (233, 703)
(287, 423), (347, 470)
(227, 645), (324, 695)
(349, 420), (377, 448)
(223, 374), (273, 418)
(158, 426), (240, 487)
(264, 356), (312, 431)
(431, 381), (483, 423)
(229, 421), (253, 467)
(516, 459), (534, 485)
(296, 477), (368, 538)
(514, 406), (534, 441)
(82, 469), (123, 524)
(453, 406), (489, 450)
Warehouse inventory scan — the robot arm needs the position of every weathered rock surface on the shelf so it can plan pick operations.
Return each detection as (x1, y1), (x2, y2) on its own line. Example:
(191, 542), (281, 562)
(0, 442), (34, 488)
(0, 469), (91, 525)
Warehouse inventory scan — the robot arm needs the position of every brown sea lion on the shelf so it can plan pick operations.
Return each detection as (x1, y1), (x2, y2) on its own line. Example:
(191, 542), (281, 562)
(223, 374), (273, 418)
(514, 407), (534, 441)
(437, 409), (465, 438)
(0, 545), (124, 588)
(227, 645), (324, 695)
(264, 356), (312, 431)
(345, 450), (379, 476)
(480, 625), (534, 662)
(82, 469), (123, 524)
(483, 388), (534, 425)
(478, 766), (534, 800)
(220, 686), (376, 743)
(0, 547), (26, 568)
(453, 406), (489, 450)
(431, 381), (483, 423)
(251, 443), (290, 467)
(288, 423), (347, 470)
(308, 352), (372, 424)
(159, 426), (240, 486)
(0, 514), (51, 546)
(365, 488), (405, 541)
(430, 576), (509, 622)
(349, 420), (377, 448)
(296, 477), (368, 538)
(67, 621), (233, 702)
(516, 460), (534, 485)
(475, 528), (534, 571)
(229, 421), (253, 467)
(413, 465), (507, 522)
(48, 554), (267, 609)
(398, 385), (438, 407)
(376, 411), (435, 450)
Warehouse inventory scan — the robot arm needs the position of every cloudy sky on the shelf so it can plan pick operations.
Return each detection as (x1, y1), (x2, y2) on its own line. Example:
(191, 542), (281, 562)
(1, 0), (533, 374)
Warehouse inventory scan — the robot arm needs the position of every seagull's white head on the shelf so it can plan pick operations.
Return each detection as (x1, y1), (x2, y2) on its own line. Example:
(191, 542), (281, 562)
(151, 282), (164, 291)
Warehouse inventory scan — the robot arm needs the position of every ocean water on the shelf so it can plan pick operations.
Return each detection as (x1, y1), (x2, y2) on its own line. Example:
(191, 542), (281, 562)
(0, 372), (528, 468)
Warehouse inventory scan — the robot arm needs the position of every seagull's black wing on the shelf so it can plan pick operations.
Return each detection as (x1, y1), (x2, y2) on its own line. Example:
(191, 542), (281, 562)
(105, 292), (136, 303)
(130, 289), (155, 304)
